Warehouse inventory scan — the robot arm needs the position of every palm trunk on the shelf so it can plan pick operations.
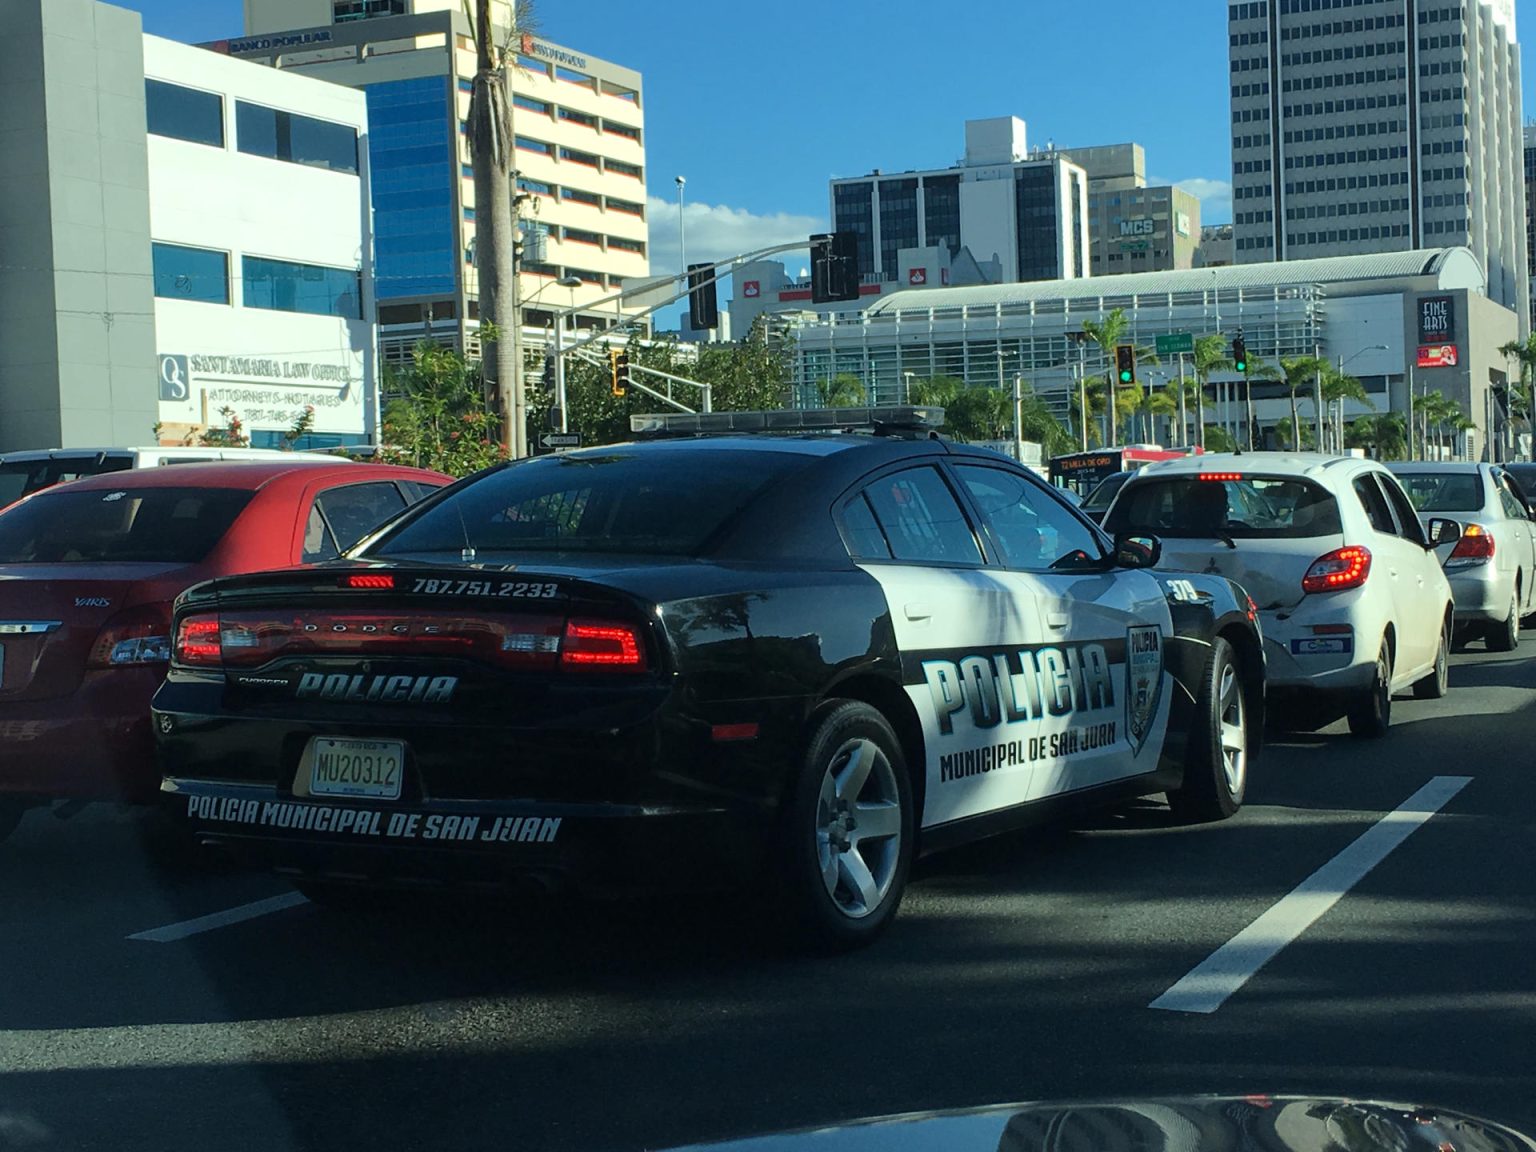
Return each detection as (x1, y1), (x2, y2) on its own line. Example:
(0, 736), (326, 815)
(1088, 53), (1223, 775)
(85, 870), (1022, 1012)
(469, 0), (524, 459)
(1245, 379), (1256, 450)
(1195, 378), (1206, 450)
(1289, 388), (1301, 450)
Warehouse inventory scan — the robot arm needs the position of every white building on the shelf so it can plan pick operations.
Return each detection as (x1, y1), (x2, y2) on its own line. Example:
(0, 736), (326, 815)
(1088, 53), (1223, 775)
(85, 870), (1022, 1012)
(830, 117), (1090, 289)
(1228, 0), (1528, 329)
(145, 35), (375, 448)
(0, 0), (376, 453)
(220, 1), (648, 365)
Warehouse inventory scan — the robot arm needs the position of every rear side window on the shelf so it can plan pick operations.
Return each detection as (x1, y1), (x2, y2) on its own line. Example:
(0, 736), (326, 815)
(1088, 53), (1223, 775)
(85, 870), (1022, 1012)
(1105, 476), (1341, 539)
(1376, 472), (1427, 545)
(861, 466), (982, 565)
(371, 450), (803, 558)
(315, 481), (409, 553)
(0, 487), (253, 564)
(1393, 471), (1484, 513)
(1082, 472), (1128, 513)
(1353, 476), (1395, 535)
(839, 493), (891, 560)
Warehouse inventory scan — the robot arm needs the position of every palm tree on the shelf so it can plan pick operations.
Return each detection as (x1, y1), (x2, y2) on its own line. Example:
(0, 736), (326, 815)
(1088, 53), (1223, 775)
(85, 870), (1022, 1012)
(1417, 390), (1472, 459)
(1319, 367), (1373, 452)
(1238, 355), (1282, 450)
(1499, 334), (1536, 461)
(1081, 309), (1131, 447)
(1279, 355), (1330, 453)
(815, 373), (867, 407)
(1344, 413), (1408, 461)
(1190, 334), (1231, 451)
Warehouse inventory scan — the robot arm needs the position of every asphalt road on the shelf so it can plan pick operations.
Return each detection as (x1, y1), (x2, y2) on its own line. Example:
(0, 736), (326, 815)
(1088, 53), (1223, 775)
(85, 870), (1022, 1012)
(2, 637), (1533, 1151)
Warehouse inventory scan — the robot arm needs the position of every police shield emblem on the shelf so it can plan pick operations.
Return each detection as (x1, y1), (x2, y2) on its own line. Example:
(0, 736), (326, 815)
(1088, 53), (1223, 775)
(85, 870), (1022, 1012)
(1125, 626), (1165, 757)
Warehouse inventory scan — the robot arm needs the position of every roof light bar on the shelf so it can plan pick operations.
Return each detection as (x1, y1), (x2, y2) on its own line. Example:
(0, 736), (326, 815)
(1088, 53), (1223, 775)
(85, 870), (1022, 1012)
(629, 406), (945, 435)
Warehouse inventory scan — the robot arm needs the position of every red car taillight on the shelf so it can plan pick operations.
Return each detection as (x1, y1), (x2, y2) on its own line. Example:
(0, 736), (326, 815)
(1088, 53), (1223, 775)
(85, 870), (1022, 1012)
(1302, 545), (1372, 594)
(1447, 523), (1494, 566)
(87, 606), (172, 669)
(560, 619), (647, 671)
(173, 614), (224, 666)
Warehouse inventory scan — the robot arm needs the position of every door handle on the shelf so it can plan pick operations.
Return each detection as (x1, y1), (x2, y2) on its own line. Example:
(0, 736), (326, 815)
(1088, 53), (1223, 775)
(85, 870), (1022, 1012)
(1046, 611), (1069, 630)
(903, 603), (932, 622)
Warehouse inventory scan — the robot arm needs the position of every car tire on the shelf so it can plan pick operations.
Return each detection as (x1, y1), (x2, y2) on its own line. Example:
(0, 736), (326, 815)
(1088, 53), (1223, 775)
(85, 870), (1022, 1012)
(1412, 618), (1450, 700)
(772, 700), (913, 953)
(1487, 590), (1520, 653)
(1168, 637), (1248, 823)
(1347, 641), (1393, 739)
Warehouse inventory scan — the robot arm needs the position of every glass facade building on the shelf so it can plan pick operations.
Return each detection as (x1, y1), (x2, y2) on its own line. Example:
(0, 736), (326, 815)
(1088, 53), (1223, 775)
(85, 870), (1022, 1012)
(1014, 167), (1060, 282)
(366, 77), (456, 300)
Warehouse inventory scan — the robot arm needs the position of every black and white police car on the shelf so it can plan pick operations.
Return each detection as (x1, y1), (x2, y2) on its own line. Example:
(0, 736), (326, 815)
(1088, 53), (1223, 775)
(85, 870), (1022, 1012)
(153, 407), (1265, 950)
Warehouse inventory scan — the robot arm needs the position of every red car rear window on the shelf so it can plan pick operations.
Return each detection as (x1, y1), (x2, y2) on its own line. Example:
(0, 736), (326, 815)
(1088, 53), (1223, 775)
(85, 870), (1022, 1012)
(0, 487), (254, 564)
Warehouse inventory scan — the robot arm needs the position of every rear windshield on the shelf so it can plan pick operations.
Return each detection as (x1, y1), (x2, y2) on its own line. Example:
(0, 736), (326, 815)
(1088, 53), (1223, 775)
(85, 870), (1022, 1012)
(1104, 475), (1342, 539)
(1393, 471), (1483, 513)
(369, 449), (804, 558)
(0, 456), (134, 507)
(0, 486), (253, 564)
(1081, 472), (1129, 512)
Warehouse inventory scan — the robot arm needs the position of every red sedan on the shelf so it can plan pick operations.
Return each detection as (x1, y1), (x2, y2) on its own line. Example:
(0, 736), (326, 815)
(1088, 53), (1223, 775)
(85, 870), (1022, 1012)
(0, 460), (448, 839)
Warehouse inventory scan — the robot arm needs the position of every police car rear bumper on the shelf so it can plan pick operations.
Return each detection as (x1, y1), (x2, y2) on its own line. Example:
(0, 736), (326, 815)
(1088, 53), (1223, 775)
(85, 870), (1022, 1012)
(161, 779), (767, 897)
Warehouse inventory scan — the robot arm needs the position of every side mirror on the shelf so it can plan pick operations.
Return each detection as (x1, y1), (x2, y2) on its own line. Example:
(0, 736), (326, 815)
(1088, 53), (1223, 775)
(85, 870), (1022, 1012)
(1426, 517), (1462, 548)
(1114, 533), (1162, 569)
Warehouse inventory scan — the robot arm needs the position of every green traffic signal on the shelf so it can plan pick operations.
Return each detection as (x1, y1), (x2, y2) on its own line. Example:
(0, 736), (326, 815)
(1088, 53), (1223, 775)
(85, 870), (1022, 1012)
(1119, 369), (1133, 384)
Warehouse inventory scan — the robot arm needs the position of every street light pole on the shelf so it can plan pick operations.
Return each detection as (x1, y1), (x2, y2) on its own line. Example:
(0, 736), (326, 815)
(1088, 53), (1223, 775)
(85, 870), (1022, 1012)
(675, 175), (686, 279)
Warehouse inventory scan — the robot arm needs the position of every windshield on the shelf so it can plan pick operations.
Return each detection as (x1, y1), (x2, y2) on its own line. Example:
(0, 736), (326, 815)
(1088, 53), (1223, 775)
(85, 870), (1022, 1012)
(1082, 472), (1129, 511)
(0, 486), (252, 564)
(1393, 471), (1484, 513)
(369, 449), (805, 558)
(0, 456), (133, 507)
(1104, 475), (1342, 539)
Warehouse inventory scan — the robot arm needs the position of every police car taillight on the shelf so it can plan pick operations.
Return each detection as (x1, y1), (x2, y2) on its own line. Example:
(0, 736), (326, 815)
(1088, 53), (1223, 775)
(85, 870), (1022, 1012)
(174, 614), (223, 666)
(560, 619), (647, 671)
(1302, 545), (1372, 594)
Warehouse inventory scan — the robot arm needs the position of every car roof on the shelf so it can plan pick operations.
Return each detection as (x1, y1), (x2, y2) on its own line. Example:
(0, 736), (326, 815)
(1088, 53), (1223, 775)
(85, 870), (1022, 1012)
(0, 446), (306, 460)
(21, 461), (448, 493)
(1135, 451), (1374, 480)
(1385, 461), (1484, 473)
(564, 433), (914, 460)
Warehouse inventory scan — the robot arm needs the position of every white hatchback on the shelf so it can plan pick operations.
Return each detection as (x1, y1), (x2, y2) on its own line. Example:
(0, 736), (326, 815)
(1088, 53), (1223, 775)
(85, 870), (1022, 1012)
(1103, 453), (1460, 737)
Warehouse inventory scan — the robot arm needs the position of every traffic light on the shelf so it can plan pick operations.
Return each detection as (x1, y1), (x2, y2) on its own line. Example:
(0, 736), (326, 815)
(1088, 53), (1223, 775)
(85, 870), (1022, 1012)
(542, 356), (556, 390)
(811, 231), (860, 304)
(687, 263), (718, 330)
(1115, 344), (1136, 386)
(1232, 335), (1248, 374)
(609, 349), (629, 397)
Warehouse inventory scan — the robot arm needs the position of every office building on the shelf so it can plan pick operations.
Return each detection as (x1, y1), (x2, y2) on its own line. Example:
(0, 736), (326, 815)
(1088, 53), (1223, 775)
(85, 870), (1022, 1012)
(219, 1), (648, 364)
(1227, 0), (1528, 327)
(0, 0), (376, 453)
(1058, 143), (1202, 274)
(1524, 123), (1536, 327)
(1194, 224), (1236, 268)
(829, 117), (1091, 290)
(789, 246), (1519, 457)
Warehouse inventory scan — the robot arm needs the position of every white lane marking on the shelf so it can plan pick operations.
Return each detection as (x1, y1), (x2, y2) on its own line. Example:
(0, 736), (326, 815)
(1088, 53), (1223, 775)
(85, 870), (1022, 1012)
(127, 892), (310, 943)
(1150, 774), (1471, 1015)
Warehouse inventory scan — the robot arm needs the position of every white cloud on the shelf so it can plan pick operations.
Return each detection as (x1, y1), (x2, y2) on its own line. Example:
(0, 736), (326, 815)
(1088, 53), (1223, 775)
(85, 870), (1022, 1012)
(646, 197), (826, 285)
(1170, 177), (1234, 226)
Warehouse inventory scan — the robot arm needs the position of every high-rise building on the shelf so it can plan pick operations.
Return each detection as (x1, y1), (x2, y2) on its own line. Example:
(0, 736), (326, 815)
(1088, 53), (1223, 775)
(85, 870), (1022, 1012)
(1058, 143), (1201, 274)
(1524, 123), (1536, 327)
(218, 1), (647, 363)
(829, 117), (1091, 289)
(1228, 0), (1527, 325)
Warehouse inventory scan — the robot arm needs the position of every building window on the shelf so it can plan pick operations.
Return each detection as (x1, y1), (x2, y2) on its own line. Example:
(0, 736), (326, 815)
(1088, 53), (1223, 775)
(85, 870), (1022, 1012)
(602, 121), (640, 142)
(878, 178), (918, 281)
(1014, 166), (1060, 282)
(145, 79), (224, 148)
(833, 181), (875, 281)
(518, 178), (554, 196)
(606, 196), (644, 217)
(334, 0), (406, 21)
(606, 158), (642, 179)
(515, 136), (552, 155)
(563, 227), (601, 246)
(923, 173), (961, 258)
(609, 236), (645, 255)
(152, 242), (229, 305)
(513, 95), (550, 115)
(566, 267), (603, 285)
(242, 256), (361, 318)
(236, 101), (358, 175)
(558, 108), (596, 128)
(559, 146), (599, 167)
(562, 187), (600, 206)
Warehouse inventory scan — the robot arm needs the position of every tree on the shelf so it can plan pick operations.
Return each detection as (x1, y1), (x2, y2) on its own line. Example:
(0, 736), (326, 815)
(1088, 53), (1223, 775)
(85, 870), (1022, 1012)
(199, 407), (249, 448)
(1236, 354), (1281, 450)
(815, 373), (867, 406)
(1202, 423), (1238, 452)
(1278, 355), (1329, 454)
(280, 405), (317, 450)
(1190, 334), (1231, 451)
(1345, 413), (1408, 461)
(1319, 367), (1372, 452)
(1081, 309), (1132, 447)
(1417, 389), (1472, 460)
(379, 341), (507, 476)
(466, 0), (537, 458)
(1499, 334), (1536, 461)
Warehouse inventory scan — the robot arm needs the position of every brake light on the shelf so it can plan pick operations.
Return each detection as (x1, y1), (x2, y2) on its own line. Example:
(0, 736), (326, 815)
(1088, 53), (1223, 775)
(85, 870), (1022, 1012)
(343, 573), (395, 589)
(87, 606), (172, 669)
(1447, 522), (1494, 566)
(1200, 472), (1244, 482)
(174, 614), (223, 666)
(561, 619), (646, 670)
(1302, 545), (1372, 594)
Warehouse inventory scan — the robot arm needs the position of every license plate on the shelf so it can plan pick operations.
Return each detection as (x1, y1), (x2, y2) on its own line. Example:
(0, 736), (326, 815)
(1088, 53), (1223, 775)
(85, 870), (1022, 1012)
(1290, 636), (1353, 656)
(307, 737), (404, 800)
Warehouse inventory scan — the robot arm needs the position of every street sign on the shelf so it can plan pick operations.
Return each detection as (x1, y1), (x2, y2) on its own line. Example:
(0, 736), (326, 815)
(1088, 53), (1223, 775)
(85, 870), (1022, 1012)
(539, 433), (582, 449)
(1155, 332), (1194, 357)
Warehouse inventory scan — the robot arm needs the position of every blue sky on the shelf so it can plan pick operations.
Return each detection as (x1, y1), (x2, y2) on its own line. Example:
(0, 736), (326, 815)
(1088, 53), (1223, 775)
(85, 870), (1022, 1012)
(124, 0), (1536, 287)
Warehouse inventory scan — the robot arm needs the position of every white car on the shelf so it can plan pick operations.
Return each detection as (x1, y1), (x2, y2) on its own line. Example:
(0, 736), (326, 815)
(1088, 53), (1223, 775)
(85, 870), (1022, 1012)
(0, 446), (344, 508)
(1387, 462), (1536, 652)
(1103, 453), (1460, 737)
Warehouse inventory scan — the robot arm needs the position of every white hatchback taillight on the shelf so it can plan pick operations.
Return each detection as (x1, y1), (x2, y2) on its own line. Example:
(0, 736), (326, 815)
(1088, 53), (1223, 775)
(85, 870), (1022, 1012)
(1302, 545), (1372, 594)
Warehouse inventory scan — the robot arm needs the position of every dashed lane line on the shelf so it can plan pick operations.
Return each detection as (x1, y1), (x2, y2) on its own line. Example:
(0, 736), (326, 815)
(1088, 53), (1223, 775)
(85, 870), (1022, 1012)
(127, 892), (310, 943)
(1150, 774), (1472, 1015)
